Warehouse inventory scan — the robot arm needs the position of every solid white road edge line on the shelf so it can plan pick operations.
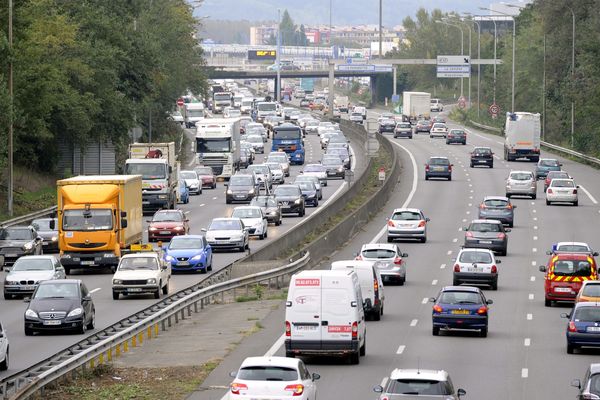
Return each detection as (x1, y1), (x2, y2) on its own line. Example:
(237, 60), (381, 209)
(579, 185), (599, 204)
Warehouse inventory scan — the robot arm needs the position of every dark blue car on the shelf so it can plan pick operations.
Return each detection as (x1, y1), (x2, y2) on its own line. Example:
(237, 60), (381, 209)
(562, 302), (600, 354)
(430, 286), (492, 337)
(164, 235), (212, 273)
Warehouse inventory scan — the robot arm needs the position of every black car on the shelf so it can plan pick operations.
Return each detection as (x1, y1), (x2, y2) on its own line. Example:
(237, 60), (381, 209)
(0, 226), (43, 269)
(446, 129), (467, 145)
(225, 174), (259, 204)
(470, 147), (494, 168)
(31, 218), (59, 252)
(297, 181), (319, 207)
(425, 157), (453, 181)
(274, 185), (305, 217)
(463, 219), (510, 256)
(24, 279), (95, 335)
(239, 148), (252, 169)
(321, 156), (346, 179)
(378, 118), (396, 133)
(250, 195), (282, 226)
(325, 147), (352, 169)
(415, 119), (432, 133)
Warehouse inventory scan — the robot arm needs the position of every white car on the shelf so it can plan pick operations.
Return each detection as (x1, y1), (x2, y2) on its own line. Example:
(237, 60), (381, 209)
(374, 369), (466, 399)
(546, 178), (578, 206)
(204, 218), (250, 252)
(231, 206), (268, 240)
(112, 252), (171, 300)
(3, 255), (67, 299)
(246, 135), (265, 154)
(247, 164), (273, 190)
(267, 153), (290, 177)
(265, 162), (285, 184)
(168, 111), (184, 125)
(224, 108), (242, 118)
(549, 242), (598, 256)
(180, 170), (202, 195)
(228, 356), (319, 400)
(0, 322), (8, 370)
(453, 248), (500, 290)
(350, 112), (364, 124)
(430, 123), (448, 138)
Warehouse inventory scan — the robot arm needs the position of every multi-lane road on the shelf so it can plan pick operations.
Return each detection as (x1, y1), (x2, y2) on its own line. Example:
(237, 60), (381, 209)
(199, 109), (600, 400)
(0, 122), (362, 377)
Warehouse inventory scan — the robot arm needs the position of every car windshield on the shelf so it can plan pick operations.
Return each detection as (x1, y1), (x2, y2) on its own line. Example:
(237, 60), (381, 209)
(169, 237), (203, 250)
(119, 257), (158, 270)
(230, 176), (254, 186)
(392, 211), (421, 221)
(275, 187), (299, 196)
(361, 248), (397, 259)
(268, 155), (287, 163)
(251, 197), (278, 207)
(469, 223), (502, 233)
(417, 120), (428, 125)
(152, 212), (183, 222)
(540, 159), (559, 167)
(551, 180), (575, 188)
(439, 291), (483, 305)
(237, 366), (298, 381)
(266, 163), (282, 171)
(582, 284), (600, 297)
(180, 171), (197, 180)
(247, 136), (262, 143)
(232, 208), (262, 218)
(428, 158), (449, 166)
(573, 307), (600, 322)
(397, 123), (411, 129)
(298, 182), (315, 191)
(459, 251), (493, 263)
(553, 260), (593, 276)
(474, 148), (491, 154)
(274, 129), (301, 140)
(209, 220), (242, 231)
(304, 165), (325, 172)
(351, 112), (362, 117)
(34, 283), (79, 299)
(12, 259), (53, 271)
(432, 123), (446, 129)
(63, 209), (113, 231)
(322, 158), (341, 166)
(0, 228), (33, 240)
(195, 167), (213, 175)
(450, 130), (464, 135)
(483, 199), (509, 208)
(125, 162), (166, 179)
(32, 219), (55, 231)
(386, 379), (452, 395)
(510, 173), (532, 180)
(249, 166), (269, 174)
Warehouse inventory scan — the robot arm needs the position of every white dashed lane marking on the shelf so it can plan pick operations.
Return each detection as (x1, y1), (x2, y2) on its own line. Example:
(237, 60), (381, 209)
(410, 319), (418, 327)
(524, 338), (531, 346)
(396, 345), (406, 354)
(522, 368), (529, 378)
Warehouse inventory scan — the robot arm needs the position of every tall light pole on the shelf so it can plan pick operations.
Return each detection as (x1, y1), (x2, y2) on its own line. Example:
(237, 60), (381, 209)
(276, 9), (281, 102)
(566, 6), (575, 148)
(378, 0), (383, 58)
(7, 0), (14, 216)
(329, 0), (332, 46)
(437, 19), (464, 98)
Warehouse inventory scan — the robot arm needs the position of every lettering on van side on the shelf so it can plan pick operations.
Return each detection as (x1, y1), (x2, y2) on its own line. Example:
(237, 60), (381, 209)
(295, 278), (320, 286)
(327, 325), (352, 333)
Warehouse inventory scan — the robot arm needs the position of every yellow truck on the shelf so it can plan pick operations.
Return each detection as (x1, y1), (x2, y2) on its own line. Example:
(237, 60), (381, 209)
(54, 175), (143, 274)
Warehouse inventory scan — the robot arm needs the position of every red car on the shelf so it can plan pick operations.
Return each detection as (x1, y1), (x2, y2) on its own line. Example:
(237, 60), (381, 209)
(147, 210), (189, 242)
(194, 166), (217, 189)
(539, 252), (598, 307)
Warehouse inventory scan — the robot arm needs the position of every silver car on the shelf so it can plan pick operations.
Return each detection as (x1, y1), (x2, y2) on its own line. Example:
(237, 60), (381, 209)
(267, 153), (290, 177)
(386, 208), (429, 243)
(265, 162), (285, 184)
(0, 322), (8, 370)
(4, 255), (67, 299)
(374, 369), (466, 400)
(203, 218), (249, 252)
(294, 175), (323, 200)
(247, 164), (273, 190)
(358, 243), (408, 285)
(505, 170), (537, 199)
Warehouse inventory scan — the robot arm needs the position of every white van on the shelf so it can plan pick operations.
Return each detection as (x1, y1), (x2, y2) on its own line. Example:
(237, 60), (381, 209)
(352, 106), (367, 120)
(330, 260), (384, 321)
(285, 270), (367, 364)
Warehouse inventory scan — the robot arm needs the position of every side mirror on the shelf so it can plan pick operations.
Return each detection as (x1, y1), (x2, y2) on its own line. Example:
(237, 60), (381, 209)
(121, 219), (128, 229)
(570, 379), (581, 389)
(229, 371), (237, 378)
(429, 297), (436, 303)
(505, 229), (511, 233)
(24, 298), (31, 303)
(512, 205), (517, 209)
(457, 388), (467, 398)
(496, 260), (502, 264)
(546, 250), (553, 255)
(350, 300), (357, 308)
(576, 185), (580, 188)
(560, 313), (570, 319)
(121, 211), (127, 218)
(373, 385), (384, 393)
(312, 373), (320, 381)
(425, 218), (430, 222)
(49, 220), (56, 230)
(463, 227), (469, 231)
(82, 295), (92, 302)
(161, 264), (168, 270)
(486, 299), (494, 305)
(224, 183), (229, 187)
(594, 252), (599, 257)
(402, 253), (408, 258)
(539, 265), (547, 272)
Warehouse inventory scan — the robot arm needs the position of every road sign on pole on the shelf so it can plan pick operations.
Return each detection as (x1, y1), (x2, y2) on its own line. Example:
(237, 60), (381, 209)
(176, 98), (184, 107)
(489, 103), (500, 119)
(437, 55), (471, 78)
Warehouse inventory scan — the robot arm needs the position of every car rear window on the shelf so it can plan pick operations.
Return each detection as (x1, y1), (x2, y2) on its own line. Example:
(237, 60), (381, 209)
(547, 171), (569, 179)
(573, 307), (600, 322)
(450, 130), (465, 135)
(230, 175), (254, 186)
(553, 260), (592, 276)
(439, 291), (482, 305)
(459, 251), (493, 264)
(540, 159), (559, 167)
(361, 249), (397, 259)
(386, 379), (452, 395)
(429, 158), (449, 165)
(469, 223), (502, 233)
(397, 123), (411, 129)
(473, 148), (491, 154)
(391, 211), (421, 221)
(551, 180), (575, 188)
(556, 244), (590, 252)
(510, 173), (532, 180)
(483, 199), (509, 208)
(237, 366), (298, 381)
(582, 284), (600, 297)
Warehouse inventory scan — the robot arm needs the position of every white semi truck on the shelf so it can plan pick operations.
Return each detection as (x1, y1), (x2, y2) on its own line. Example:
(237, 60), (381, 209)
(402, 91), (431, 122)
(212, 92), (232, 114)
(503, 112), (541, 162)
(196, 118), (241, 179)
(184, 102), (205, 128)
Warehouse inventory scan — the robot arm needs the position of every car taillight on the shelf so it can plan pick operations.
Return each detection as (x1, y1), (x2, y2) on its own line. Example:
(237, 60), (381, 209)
(284, 384), (305, 396)
(425, 165), (430, 171)
(573, 189), (578, 194)
(433, 305), (443, 313)
(285, 321), (291, 337)
(387, 220), (395, 227)
(448, 165), (452, 172)
(568, 321), (577, 332)
(506, 203), (513, 209)
(465, 232), (473, 238)
(547, 188), (553, 194)
(477, 306), (488, 315)
(394, 257), (403, 265)
(454, 264), (460, 272)
(479, 204), (486, 209)
(230, 382), (248, 395)
(491, 265), (498, 274)
(418, 220), (426, 227)
(351, 321), (358, 339)
(374, 279), (379, 292)
(355, 254), (363, 260)
(497, 233), (506, 239)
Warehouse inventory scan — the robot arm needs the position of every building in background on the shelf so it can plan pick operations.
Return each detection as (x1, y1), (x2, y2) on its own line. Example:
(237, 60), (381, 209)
(250, 25), (277, 45)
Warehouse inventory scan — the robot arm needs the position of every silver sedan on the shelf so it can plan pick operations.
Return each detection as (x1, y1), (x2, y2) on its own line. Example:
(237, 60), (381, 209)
(4, 255), (67, 299)
(505, 170), (537, 199)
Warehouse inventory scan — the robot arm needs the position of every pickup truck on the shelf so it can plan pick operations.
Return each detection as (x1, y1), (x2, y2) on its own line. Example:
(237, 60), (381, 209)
(111, 250), (171, 300)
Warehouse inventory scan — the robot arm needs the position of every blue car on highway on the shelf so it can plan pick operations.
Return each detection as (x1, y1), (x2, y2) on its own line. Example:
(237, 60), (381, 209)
(430, 286), (492, 337)
(562, 302), (600, 354)
(163, 235), (212, 273)
(178, 178), (190, 204)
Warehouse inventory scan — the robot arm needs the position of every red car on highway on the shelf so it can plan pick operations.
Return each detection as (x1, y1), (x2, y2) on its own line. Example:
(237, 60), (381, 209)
(194, 166), (217, 189)
(147, 209), (189, 242)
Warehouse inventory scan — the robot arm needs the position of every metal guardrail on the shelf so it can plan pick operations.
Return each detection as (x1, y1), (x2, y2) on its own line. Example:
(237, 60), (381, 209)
(0, 206), (57, 229)
(2, 252), (310, 399)
(469, 119), (600, 167)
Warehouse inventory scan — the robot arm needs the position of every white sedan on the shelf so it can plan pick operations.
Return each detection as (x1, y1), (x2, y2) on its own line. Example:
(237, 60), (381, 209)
(231, 206), (268, 240)
(228, 356), (319, 400)
(112, 252), (171, 300)
(0, 322), (8, 370)
(430, 123), (448, 138)
(546, 178), (578, 206)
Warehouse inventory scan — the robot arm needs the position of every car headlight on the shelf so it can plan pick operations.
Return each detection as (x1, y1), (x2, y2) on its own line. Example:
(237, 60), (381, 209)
(51, 236), (58, 242)
(295, 154), (302, 158)
(149, 227), (158, 231)
(103, 253), (114, 258)
(227, 189), (233, 195)
(232, 235), (243, 241)
(113, 279), (123, 284)
(158, 195), (168, 199)
(294, 199), (302, 204)
(147, 278), (157, 284)
(249, 189), (255, 195)
(23, 242), (34, 251)
(337, 167), (344, 172)
(173, 226), (184, 231)
(67, 307), (83, 317)
(191, 254), (204, 261)
(62, 254), (71, 259)
(5, 280), (18, 285)
(269, 211), (278, 215)
(25, 309), (38, 318)
(165, 255), (174, 262)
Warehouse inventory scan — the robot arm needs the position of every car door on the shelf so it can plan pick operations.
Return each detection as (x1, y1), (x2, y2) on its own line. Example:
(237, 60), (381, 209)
(289, 280), (322, 345)
(321, 276), (355, 346)
(80, 283), (93, 320)
(299, 360), (316, 398)
(203, 236), (212, 265)
(159, 255), (170, 283)
(55, 259), (66, 279)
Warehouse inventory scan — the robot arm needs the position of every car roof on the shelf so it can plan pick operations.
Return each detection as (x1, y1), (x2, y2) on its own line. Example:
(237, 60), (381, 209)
(39, 279), (81, 285)
(360, 243), (398, 251)
(428, 156), (449, 160)
(15, 255), (56, 260)
(441, 285), (481, 293)
(121, 252), (159, 259)
(239, 356), (299, 369)
(573, 302), (600, 310)
(392, 208), (423, 214)
(556, 241), (590, 248)
(389, 369), (449, 382)
(483, 196), (510, 201)
(470, 219), (502, 224)
(171, 234), (204, 239)
(233, 206), (261, 211)
(212, 217), (241, 222)
(509, 170), (533, 174)
(458, 248), (495, 255)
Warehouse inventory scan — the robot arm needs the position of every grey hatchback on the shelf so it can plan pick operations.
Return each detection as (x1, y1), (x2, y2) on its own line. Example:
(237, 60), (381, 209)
(464, 219), (510, 256)
(425, 157), (453, 181)
(478, 196), (516, 227)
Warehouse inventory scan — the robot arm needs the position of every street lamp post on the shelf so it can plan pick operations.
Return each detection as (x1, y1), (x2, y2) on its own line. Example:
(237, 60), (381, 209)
(437, 19), (464, 98)
(379, 0), (383, 58)
(276, 9), (281, 102)
(463, 12), (482, 117)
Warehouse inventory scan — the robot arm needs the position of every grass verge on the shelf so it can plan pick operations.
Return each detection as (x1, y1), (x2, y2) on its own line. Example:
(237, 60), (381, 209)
(0, 167), (57, 221)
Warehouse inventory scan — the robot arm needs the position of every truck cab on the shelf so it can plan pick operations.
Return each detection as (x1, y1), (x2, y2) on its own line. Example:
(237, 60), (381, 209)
(272, 124), (305, 165)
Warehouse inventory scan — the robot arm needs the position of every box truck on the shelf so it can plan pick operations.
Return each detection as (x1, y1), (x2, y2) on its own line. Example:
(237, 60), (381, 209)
(402, 91), (431, 122)
(503, 112), (541, 162)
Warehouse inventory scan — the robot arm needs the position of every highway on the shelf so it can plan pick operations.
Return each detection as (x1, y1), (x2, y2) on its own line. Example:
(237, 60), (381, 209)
(199, 109), (600, 400)
(0, 122), (362, 377)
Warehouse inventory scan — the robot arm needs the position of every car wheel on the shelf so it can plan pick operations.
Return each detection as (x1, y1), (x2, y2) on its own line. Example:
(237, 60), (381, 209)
(207, 256), (213, 271)
(409, 135), (413, 139)
(480, 327), (488, 338)
(420, 236), (427, 243)
(567, 344), (576, 354)
(64, 266), (71, 275)
(432, 326), (440, 336)
(545, 298), (552, 307)
(387, 236), (393, 243)
(359, 337), (366, 356)
(470, 163), (474, 168)
(448, 176), (452, 181)
(0, 347), (8, 370)
(532, 194), (537, 200)
(24, 327), (33, 336)
(425, 175), (429, 181)
(453, 279), (460, 286)
(501, 248), (507, 257)
(285, 351), (295, 358)
(3, 292), (11, 300)
(77, 317), (87, 334)
(490, 163), (494, 168)
(154, 284), (162, 299)
(398, 277), (405, 286)
(87, 310), (95, 330)
(491, 280), (498, 290)
(112, 291), (119, 300)
(276, 218), (282, 226)
(373, 309), (381, 321)
(546, 200), (551, 205)
(162, 281), (169, 295)
(573, 201), (578, 206)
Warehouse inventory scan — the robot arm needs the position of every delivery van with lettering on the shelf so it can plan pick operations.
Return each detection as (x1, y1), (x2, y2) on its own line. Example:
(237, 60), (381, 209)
(330, 260), (385, 321)
(284, 270), (367, 364)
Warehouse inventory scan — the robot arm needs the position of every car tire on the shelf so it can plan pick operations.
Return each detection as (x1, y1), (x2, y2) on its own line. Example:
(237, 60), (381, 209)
(3, 292), (11, 300)
(574, 201), (578, 206)
(398, 277), (405, 286)
(448, 176), (452, 181)
(567, 344), (576, 354)
(259, 232), (265, 240)
(532, 194), (537, 200)
(501, 248), (507, 257)
(491, 280), (498, 290)
(409, 135), (413, 139)
(470, 163), (474, 168)
(490, 163), (494, 168)
(480, 327), (488, 338)
(285, 351), (295, 358)
(77, 318), (87, 334)
(112, 291), (119, 300)
(162, 282), (169, 295)
(373, 309), (381, 321)
(24, 327), (33, 336)
(545, 298), (552, 307)
(432, 326), (440, 336)
(154, 284), (161, 299)
(0, 347), (8, 371)
(226, 199), (231, 204)
(64, 267), (71, 275)
(546, 200), (551, 205)
(425, 175), (429, 181)
(359, 338), (366, 356)
(276, 218), (282, 226)
(453, 278), (460, 286)
(87, 311), (95, 330)
(420, 236), (427, 243)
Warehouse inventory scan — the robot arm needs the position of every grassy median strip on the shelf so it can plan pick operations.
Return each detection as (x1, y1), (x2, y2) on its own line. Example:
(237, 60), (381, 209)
(44, 361), (220, 400)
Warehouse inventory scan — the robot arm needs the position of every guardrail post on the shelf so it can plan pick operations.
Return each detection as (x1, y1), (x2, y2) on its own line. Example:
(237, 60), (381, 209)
(162, 320), (167, 331)
(168, 315), (172, 327)
(187, 304), (192, 317)
(200, 297), (204, 309)
(194, 301), (198, 313)
(174, 312), (179, 324)
(221, 290), (224, 303)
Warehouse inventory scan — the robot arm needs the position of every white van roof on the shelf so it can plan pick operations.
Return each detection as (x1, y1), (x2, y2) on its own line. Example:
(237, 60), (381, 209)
(291, 269), (356, 288)
(330, 260), (375, 270)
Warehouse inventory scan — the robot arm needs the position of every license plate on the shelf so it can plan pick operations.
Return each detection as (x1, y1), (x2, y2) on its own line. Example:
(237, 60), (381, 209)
(81, 260), (95, 265)
(159, 231), (171, 235)
(401, 224), (413, 227)
(217, 240), (230, 244)
(127, 288), (143, 292)
(5, 254), (17, 258)
(177, 261), (190, 266)
(295, 325), (317, 331)
(467, 267), (479, 272)
(479, 240), (492, 244)
(142, 201), (150, 205)
(433, 167), (444, 171)
(43, 320), (61, 326)
(477, 160), (487, 163)
(451, 310), (470, 315)
(554, 287), (571, 293)
(586, 326), (600, 332)
(282, 202), (289, 206)
(21, 285), (35, 291)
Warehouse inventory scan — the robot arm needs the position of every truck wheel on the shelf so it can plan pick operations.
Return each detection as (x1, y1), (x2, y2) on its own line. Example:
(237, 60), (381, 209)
(373, 309), (381, 321)
(112, 291), (119, 300)
(359, 337), (366, 356)
(162, 282), (169, 295)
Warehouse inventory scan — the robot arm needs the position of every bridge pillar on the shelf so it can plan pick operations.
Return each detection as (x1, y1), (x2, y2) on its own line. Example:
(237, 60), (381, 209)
(370, 76), (378, 107)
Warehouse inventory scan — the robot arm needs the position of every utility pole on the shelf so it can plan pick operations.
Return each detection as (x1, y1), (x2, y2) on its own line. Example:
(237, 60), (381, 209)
(378, 0), (382, 58)
(8, 0), (14, 216)
(276, 9), (281, 102)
